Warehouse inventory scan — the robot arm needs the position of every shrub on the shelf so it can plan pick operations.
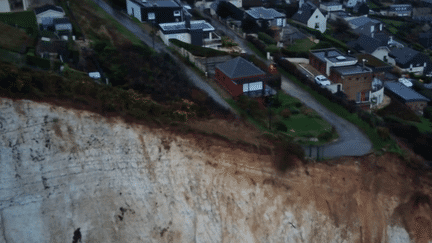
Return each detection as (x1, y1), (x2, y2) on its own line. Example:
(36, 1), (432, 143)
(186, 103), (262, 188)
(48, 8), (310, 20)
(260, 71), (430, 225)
(258, 32), (277, 45)
(265, 45), (280, 54)
(377, 126), (390, 140)
(280, 108), (291, 118)
(290, 107), (300, 114)
(424, 106), (432, 119)
(273, 140), (305, 172)
(318, 131), (332, 141)
(274, 121), (287, 132)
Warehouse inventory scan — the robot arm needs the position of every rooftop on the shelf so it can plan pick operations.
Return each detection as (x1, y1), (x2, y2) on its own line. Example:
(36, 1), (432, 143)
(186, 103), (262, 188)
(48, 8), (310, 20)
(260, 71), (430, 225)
(310, 48), (357, 64)
(348, 17), (381, 29)
(246, 7), (285, 19)
(355, 53), (391, 68)
(159, 20), (214, 32)
(292, 1), (319, 24)
(53, 18), (71, 25)
(384, 81), (430, 102)
(332, 64), (372, 76)
(321, 1), (342, 6)
(130, 0), (180, 8)
(216, 57), (265, 79)
(34, 4), (64, 15)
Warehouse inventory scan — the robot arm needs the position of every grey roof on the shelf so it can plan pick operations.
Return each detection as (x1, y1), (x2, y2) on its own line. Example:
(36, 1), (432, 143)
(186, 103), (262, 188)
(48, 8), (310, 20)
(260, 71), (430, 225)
(246, 7), (285, 19)
(348, 17), (381, 29)
(310, 48), (357, 63)
(292, 1), (318, 24)
(384, 81), (430, 102)
(389, 4), (412, 11)
(332, 64), (372, 76)
(130, 0), (180, 8)
(159, 20), (214, 32)
(348, 34), (385, 53)
(216, 57), (265, 79)
(34, 4), (64, 15)
(321, 1), (342, 6)
(53, 18), (71, 25)
(388, 47), (420, 65)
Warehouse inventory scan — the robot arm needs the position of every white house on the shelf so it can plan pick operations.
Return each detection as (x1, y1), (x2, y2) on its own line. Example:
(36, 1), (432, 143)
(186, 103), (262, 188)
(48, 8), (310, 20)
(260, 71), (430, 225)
(245, 7), (286, 28)
(292, 1), (327, 33)
(34, 4), (65, 26)
(320, 2), (343, 12)
(0, 0), (10, 13)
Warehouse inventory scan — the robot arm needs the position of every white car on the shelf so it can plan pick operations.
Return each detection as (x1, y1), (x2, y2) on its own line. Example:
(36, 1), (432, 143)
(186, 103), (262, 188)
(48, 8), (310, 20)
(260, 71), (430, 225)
(398, 78), (413, 88)
(314, 75), (331, 87)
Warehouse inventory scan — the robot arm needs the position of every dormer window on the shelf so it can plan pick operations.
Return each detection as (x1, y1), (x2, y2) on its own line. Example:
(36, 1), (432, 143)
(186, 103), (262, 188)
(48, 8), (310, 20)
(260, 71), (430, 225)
(174, 10), (181, 16)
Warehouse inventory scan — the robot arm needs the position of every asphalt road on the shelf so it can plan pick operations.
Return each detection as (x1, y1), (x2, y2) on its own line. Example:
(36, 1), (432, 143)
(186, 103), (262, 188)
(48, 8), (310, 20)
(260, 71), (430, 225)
(91, 0), (236, 114)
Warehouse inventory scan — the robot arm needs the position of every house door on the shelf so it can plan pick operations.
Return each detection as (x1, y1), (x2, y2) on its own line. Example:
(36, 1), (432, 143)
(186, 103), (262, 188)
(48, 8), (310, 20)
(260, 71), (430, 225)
(337, 84), (341, 92)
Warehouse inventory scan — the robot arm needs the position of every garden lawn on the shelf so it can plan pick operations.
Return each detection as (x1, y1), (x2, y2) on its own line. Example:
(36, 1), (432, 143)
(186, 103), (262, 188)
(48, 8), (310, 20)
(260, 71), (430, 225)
(0, 22), (30, 52)
(283, 114), (332, 137)
(285, 38), (316, 52)
(0, 11), (37, 35)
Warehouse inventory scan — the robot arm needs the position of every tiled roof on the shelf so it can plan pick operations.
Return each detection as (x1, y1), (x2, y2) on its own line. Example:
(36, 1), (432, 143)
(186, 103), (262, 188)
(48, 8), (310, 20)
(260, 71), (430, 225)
(321, 1), (342, 6)
(34, 4), (64, 15)
(292, 2), (318, 24)
(216, 57), (265, 79)
(246, 7), (285, 19)
(384, 81), (430, 102)
(388, 47), (420, 65)
(348, 34), (385, 53)
(348, 17), (381, 29)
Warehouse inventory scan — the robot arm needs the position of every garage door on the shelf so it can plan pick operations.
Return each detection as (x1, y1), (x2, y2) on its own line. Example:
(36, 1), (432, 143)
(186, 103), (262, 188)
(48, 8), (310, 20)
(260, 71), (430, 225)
(243, 81), (263, 92)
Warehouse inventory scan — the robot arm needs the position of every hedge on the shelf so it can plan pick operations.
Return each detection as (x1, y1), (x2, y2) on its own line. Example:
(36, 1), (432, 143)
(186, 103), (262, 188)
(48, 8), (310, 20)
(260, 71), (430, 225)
(246, 35), (267, 56)
(258, 32), (277, 45)
(26, 55), (50, 70)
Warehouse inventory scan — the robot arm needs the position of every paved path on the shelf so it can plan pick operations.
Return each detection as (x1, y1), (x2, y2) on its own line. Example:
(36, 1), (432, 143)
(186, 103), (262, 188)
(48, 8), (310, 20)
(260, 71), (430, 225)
(92, 0), (236, 114)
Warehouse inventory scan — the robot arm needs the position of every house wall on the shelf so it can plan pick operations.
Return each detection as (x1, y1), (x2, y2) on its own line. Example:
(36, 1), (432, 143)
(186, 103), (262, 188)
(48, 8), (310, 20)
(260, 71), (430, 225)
(307, 9), (326, 33)
(215, 68), (267, 97)
(141, 6), (183, 23)
(370, 86), (384, 108)
(371, 48), (390, 62)
(406, 100), (428, 113)
(127, 0), (143, 22)
(229, 0), (242, 8)
(36, 10), (65, 25)
(55, 23), (72, 31)
(0, 0), (11, 13)
(400, 65), (425, 74)
(330, 70), (373, 101)
(309, 53), (327, 76)
(321, 4), (343, 12)
(160, 31), (191, 45)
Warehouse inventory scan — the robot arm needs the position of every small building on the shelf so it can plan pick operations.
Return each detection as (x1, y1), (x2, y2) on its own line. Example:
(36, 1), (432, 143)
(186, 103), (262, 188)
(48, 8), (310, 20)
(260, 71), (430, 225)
(126, 0), (183, 24)
(383, 4), (412, 17)
(329, 10), (352, 21)
(320, 2), (343, 12)
(384, 81), (430, 114)
(34, 4), (65, 28)
(292, 1), (327, 33)
(158, 16), (219, 47)
(215, 56), (271, 97)
(53, 18), (72, 32)
(329, 64), (373, 103)
(388, 47), (430, 75)
(245, 7), (286, 28)
(347, 16), (383, 36)
(309, 48), (358, 76)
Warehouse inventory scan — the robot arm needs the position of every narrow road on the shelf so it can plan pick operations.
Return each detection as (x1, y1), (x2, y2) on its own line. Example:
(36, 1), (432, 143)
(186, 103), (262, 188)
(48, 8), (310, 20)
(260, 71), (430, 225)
(198, 9), (373, 158)
(91, 0), (236, 114)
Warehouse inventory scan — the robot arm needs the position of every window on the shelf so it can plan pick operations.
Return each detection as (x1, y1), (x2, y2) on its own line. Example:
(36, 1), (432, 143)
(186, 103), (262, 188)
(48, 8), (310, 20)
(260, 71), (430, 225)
(174, 10), (181, 16)
(356, 92), (361, 103)
(315, 23), (319, 29)
(316, 15), (318, 18)
(277, 18), (282, 26)
(148, 12), (155, 20)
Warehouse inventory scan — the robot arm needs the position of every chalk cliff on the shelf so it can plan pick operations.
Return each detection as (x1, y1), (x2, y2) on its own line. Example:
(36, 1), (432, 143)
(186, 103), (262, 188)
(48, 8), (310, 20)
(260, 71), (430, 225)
(0, 98), (431, 243)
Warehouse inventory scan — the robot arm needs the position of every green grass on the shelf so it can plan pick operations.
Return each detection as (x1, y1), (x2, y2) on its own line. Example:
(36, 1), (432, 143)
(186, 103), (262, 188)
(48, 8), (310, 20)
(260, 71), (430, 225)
(0, 11), (37, 36)
(277, 67), (402, 153)
(63, 64), (92, 81)
(285, 38), (316, 52)
(405, 117), (432, 134)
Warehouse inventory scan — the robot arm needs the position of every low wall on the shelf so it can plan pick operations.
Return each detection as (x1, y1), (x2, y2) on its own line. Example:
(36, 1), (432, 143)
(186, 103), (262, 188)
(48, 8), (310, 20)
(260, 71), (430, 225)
(285, 58), (309, 64)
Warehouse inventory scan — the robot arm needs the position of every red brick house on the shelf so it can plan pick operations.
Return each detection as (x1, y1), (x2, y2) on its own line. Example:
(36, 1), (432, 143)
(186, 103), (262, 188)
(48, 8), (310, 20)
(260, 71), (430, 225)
(215, 57), (270, 97)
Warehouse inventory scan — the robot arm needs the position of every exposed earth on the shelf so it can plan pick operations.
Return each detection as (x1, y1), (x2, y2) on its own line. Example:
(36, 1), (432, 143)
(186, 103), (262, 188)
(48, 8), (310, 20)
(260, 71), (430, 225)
(1, 98), (432, 243)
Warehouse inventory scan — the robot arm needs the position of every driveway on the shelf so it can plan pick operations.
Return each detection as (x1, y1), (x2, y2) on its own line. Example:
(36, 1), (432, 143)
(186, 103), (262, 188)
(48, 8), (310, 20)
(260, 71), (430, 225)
(281, 76), (373, 159)
(91, 0), (236, 114)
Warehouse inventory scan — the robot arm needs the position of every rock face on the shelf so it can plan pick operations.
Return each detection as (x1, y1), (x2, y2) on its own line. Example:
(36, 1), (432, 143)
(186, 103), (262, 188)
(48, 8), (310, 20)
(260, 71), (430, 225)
(0, 98), (430, 243)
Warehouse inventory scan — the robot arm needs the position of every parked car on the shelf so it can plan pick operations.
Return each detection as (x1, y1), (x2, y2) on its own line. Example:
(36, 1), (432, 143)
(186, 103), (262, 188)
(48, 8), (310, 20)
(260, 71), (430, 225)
(398, 78), (413, 88)
(314, 75), (331, 87)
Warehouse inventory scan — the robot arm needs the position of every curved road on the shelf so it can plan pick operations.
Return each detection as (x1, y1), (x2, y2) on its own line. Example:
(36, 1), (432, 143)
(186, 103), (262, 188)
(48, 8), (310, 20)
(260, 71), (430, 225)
(198, 9), (373, 158)
(92, 0), (236, 114)
(94, 1), (372, 159)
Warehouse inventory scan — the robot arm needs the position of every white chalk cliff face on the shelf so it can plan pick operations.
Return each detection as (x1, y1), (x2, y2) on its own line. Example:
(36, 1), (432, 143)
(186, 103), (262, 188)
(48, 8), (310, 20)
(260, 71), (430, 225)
(0, 98), (426, 243)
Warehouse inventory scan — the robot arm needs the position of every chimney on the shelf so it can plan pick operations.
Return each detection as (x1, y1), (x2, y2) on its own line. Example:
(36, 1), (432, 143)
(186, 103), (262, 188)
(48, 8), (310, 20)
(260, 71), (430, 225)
(325, 50), (329, 57)
(185, 13), (191, 29)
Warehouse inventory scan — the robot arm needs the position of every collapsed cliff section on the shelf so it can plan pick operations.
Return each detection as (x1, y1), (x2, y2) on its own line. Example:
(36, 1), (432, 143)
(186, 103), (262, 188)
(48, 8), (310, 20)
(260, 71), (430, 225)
(0, 98), (431, 243)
